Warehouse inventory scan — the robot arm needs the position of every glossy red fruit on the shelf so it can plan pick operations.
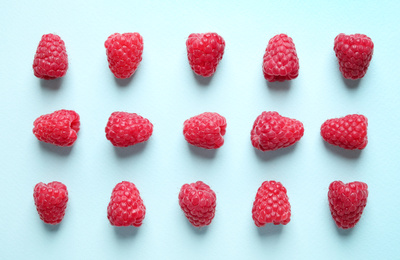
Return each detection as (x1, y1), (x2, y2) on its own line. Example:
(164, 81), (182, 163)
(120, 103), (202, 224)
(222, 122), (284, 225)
(179, 181), (217, 227)
(252, 180), (291, 226)
(186, 32), (225, 77)
(328, 181), (368, 229)
(107, 181), (146, 227)
(33, 182), (68, 225)
(251, 111), (304, 151)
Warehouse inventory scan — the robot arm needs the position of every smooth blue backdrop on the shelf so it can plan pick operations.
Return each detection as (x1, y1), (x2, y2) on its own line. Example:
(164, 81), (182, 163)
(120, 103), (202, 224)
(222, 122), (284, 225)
(0, 1), (399, 259)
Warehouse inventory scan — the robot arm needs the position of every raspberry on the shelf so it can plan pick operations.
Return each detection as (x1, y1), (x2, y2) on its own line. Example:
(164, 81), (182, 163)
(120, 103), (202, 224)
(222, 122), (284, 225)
(252, 180), (291, 226)
(178, 181), (217, 227)
(183, 112), (226, 149)
(105, 112), (153, 147)
(105, 33), (144, 79)
(328, 181), (368, 229)
(33, 33), (68, 80)
(334, 33), (374, 80)
(251, 111), (304, 151)
(186, 32), (225, 77)
(33, 109), (80, 147)
(107, 181), (146, 227)
(262, 34), (299, 82)
(321, 114), (368, 150)
(33, 182), (68, 225)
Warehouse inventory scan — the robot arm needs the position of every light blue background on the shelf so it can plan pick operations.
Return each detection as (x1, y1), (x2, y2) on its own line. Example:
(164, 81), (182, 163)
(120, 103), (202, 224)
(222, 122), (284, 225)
(0, 0), (399, 259)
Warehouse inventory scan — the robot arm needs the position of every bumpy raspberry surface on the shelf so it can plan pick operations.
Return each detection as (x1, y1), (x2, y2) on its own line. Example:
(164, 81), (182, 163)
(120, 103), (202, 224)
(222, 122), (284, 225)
(105, 112), (153, 147)
(328, 181), (368, 229)
(107, 181), (146, 227)
(179, 181), (217, 227)
(262, 34), (299, 82)
(334, 33), (374, 80)
(183, 112), (226, 149)
(186, 32), (225, 77)
(321, 114), (368, 150)
(34, 182), (68, 225)
(105, 33), (144, 79)
(33, 33), (68, 80)
(33, 109), (80, 147)
(252, 180), (291, 226)
(251, 111), (304, 151)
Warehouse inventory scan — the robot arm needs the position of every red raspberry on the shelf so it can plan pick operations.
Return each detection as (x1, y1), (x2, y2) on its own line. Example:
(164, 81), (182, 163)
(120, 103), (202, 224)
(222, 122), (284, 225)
(321, 114), (368, 150)
(105, 33), (144, 79)
(334, 33), (374, 80)
(33, 33), (68, 80)
(251, 111), (304, 151)
(183, 112), (226, 149)
(105, 112), (153, 147)
(252, 180), (291, 226)
(33, 109), (80, 147)
(107, 181), (146, 227)
(186, 32), (225, 77)
(178, 181), (217, 227)
(262, 34), (299, 82)
(328, 181), (368, 229)
(33, 182), (68, 225)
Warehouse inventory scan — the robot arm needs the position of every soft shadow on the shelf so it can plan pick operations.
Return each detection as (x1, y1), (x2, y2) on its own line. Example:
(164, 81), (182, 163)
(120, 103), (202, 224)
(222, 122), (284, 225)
(43, 222), (61, 232)
(257, 224), (283, 236)
(114, 226), (140, 239)
(323, 141), (362, 159)
(342, 77), (361, 89)
(188, 144), (217, 159)
(333, 221), (355, 237)
(39, 142), (73, 156)
(114, 75), (134, 87)
(193, 73), (214, 86)
(254, 145), (296, 161)
(266, 80), (292, 91)
(40, 77), (64, 90)
(185, 218), (209, 235)
(113, 142), (148, 158)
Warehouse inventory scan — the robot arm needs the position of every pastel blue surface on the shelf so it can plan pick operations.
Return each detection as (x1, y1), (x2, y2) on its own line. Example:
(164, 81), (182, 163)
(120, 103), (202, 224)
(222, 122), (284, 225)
(0, 0), (399, 259)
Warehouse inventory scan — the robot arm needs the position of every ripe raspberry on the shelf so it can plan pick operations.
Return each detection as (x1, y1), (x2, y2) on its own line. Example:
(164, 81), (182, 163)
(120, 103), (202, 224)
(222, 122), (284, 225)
(251, 111), (304, 151)
(33, 33), (68, 80)
(334, 33), (374, 80)
(262, 34), (299, 82)
(105, 112), (153, 147)
(105, 33), (144, 79)
(107, 181), (146, 227)
(178, 181), (217, 227)
(183, 112), (226, 149)
(328, 181), (368, 229)
(252, 180), (291, 226)
(33, 109), (80, 147)
(186, 32), (225, 77)
(321, 114), (368, 150)
(33, 182), (68, 225)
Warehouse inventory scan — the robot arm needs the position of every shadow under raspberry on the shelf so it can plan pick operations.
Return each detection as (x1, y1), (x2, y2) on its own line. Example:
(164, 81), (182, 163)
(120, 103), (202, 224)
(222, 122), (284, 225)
(254, 144), (296, 161)
(342, 77), (361, 89)
(184, 216), (209, 235)
(187, 144), (218, 159)
(114, 75), (134, 87)
(39, 141), (73, 156)
(266, 80), (292, 91)
(193, 72), (214, 86)
(322, 141), (362, 159)
(43, 222), (61, 232)
(113, 141), (148, 158)
(40, 77), (64, 90)
(113, 226), (140, 239)
(332, 220), (355, 237)
(256, 223), (283, 236)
